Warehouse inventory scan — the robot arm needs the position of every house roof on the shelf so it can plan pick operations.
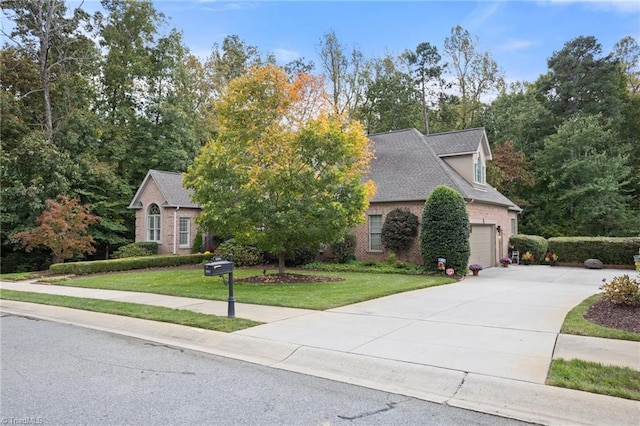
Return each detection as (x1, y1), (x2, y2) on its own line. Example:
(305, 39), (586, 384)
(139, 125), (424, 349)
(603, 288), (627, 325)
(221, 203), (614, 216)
(426, 127), (492, 159)
(128, 170), (200, 209)
(367, 128), (519, 210)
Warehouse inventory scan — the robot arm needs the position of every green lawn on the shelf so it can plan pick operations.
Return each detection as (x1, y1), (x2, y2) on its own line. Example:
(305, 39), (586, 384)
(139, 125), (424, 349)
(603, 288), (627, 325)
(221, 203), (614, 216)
(46, 268), (454, 310)
(548, 293), (640, 400)
(0, 289), (260, 332)
(548, 359), (640, 401)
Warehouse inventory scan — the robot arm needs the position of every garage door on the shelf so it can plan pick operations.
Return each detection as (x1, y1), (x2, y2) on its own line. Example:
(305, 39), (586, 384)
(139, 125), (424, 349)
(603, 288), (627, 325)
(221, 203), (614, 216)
(469, 225), (495, 268)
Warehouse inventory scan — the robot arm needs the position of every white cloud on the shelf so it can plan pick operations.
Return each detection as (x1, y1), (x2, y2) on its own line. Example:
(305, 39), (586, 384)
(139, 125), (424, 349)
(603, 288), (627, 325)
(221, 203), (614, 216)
(273, 48), (300, 64)
(500, 39), (536, 51)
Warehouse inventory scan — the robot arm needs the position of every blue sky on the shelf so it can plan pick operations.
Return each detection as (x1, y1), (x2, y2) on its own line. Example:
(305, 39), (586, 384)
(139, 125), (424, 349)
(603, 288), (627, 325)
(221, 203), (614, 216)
(6, 1), (640, 84)
(151, 0), (639, 84)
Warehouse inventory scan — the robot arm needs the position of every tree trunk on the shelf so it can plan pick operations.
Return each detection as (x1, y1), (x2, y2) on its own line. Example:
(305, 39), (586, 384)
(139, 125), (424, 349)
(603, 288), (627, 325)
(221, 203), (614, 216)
(278, 251), (286, 275)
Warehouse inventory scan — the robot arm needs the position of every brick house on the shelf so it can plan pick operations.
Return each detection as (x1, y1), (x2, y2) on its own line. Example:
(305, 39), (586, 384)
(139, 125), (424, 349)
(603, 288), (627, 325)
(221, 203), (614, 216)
(356, 128), (520, 268)
(128, 170), (201, 255)
(130, 128), (520, 266)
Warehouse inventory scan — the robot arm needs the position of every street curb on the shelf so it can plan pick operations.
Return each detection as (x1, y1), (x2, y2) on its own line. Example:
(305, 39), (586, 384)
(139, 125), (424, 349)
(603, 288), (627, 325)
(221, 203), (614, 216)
(2, 300), (639, 426)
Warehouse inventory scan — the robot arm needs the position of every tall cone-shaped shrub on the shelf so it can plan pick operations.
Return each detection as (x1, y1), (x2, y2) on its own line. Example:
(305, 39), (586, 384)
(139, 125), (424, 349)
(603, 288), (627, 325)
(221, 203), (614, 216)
(420, 185), (470, 275)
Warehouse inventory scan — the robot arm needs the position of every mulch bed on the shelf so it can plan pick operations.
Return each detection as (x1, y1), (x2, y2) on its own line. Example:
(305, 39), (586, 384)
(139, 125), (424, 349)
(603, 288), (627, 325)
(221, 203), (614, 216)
(235, 273), (344, 284)
(584, 299), (640, 334)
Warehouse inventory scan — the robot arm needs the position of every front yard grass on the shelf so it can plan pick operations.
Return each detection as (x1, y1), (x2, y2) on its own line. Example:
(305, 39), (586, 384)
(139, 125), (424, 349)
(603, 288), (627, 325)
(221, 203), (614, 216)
(548, 292), (640, 400)
(548, 359), (640, 401)
(0, 289), (260, 332)
(45, 268), (454, 310)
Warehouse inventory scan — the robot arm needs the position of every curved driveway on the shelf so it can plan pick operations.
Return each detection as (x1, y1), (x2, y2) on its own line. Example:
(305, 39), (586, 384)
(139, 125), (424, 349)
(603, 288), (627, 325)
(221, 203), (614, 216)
(236, 265), (629, 383)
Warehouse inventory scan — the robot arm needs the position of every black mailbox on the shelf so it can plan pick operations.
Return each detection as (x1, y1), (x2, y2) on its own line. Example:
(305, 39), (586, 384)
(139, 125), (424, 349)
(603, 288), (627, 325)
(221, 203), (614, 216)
(204, 257), (233, 276)
(204, 255), (236, 318)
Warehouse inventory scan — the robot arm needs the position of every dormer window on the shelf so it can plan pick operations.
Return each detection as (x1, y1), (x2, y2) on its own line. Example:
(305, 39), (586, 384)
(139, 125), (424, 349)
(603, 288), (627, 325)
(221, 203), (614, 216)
(474, 161), (485, 184)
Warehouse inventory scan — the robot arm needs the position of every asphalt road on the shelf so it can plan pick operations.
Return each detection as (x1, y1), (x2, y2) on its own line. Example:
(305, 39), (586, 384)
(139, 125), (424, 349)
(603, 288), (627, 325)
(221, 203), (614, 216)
(0, 314), (535, 426)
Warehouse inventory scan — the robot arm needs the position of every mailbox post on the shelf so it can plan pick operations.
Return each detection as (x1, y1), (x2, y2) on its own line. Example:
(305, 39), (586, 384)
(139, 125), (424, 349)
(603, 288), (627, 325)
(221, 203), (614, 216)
(204, 254), (235, 318)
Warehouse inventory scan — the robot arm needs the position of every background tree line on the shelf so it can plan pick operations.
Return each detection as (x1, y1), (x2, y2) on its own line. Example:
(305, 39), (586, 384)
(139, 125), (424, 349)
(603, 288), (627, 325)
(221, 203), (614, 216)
(1, 0), (638, 271)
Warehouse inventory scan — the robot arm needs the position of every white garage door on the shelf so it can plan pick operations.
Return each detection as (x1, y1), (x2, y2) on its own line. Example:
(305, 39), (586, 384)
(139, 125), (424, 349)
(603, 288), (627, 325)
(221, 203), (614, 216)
(469, 225), (495, 268)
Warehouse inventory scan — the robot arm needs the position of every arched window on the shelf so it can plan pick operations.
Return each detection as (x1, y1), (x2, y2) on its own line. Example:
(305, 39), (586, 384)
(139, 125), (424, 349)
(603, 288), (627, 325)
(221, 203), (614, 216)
(147, 204), (161, 242)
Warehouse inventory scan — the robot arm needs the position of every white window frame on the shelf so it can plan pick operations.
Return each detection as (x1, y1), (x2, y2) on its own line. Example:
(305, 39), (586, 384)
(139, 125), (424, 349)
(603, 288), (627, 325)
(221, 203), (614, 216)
(147, 204), (161, 242)
(474, 161), (485, 184)
(179, 217), (190, 247)
(368, 214), (383, 252)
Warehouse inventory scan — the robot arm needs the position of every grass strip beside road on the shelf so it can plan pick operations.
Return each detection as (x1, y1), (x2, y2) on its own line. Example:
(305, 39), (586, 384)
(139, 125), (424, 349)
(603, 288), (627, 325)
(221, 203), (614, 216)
(548, 359), (640, 401)
(47, 269), (454, 310)
(0, 289), (261, 332)
(560, 294), (640, 342)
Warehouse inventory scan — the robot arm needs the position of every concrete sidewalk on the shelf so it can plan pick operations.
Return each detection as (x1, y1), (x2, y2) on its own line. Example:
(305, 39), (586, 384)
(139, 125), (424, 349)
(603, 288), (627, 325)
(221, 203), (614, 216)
(1, 266), (639, 425)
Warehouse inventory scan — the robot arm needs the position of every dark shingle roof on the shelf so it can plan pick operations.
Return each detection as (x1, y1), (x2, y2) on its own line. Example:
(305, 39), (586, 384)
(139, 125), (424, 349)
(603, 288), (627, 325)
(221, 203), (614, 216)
(426, 127), (491, 158)
(367, 128), (519, 210)
(128, 170), (199, 209)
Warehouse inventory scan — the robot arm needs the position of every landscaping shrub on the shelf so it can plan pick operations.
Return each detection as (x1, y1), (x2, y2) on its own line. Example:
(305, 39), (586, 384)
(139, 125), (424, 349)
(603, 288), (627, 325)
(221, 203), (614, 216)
(421, 185), (470, 275)
(285, 244), (319, 267)
(213, 239), (262, 267)
(600, 275), (640, 306)
(509, 234), (548, 264)
(381, 208), (419, 253)
(50, 253), (211, 275)
(303, 260), (424, 275)
(192, 232), (203, 253)
(549, 237), (640, 265)
(112, 242), (158, 259)
(330, 233), (357, 263)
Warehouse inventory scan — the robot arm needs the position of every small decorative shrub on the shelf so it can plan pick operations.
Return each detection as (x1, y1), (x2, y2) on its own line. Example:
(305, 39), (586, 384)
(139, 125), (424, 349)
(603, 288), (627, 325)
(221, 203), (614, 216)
(112, 242), (158, 259)
(500, 257), (512, 264)
(509, 234), (548, 265)
(330, 233), (357, 264)
(213, 239), (262, 267)
(381, 208), (419, 253)
(600, 275), (640, 306)
(469, 264), (483, 271)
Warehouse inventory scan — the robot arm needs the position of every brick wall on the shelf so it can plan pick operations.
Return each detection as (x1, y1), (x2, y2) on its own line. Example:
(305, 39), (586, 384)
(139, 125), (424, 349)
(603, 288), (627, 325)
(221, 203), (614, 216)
(133, 179), (201, 255)
(355, 200), (518, 265)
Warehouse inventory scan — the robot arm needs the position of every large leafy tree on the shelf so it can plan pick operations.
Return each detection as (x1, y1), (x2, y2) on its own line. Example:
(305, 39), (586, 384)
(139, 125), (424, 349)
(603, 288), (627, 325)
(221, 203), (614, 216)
(530, 115), (638, 237)
(318, 30), (365, 118)
(403, 42), (443, 134)
(482, 83), (554, 157)
(486, 140), (535, 209)
(355, 54), (422, 134)
(443, 25), (504, 130)
(185, 65), (375, 274)
(536, 36), (626, 127)
(420, 185), (470, 275)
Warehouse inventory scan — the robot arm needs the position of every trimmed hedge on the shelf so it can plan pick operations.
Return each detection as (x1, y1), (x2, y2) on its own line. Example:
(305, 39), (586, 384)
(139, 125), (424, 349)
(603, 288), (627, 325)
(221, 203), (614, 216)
(548, 237), (640, 265)
(50, 254), (212, 275)
(509, 234), (548, 264)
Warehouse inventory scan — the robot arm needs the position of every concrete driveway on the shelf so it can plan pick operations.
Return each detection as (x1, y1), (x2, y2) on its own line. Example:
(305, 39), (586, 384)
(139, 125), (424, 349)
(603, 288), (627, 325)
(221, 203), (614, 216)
(236, 265), (629, 383)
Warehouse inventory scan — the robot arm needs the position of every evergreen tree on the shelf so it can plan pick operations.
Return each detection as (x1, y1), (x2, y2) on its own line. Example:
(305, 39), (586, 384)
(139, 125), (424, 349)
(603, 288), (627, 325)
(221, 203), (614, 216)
(420, 186), (470, 275)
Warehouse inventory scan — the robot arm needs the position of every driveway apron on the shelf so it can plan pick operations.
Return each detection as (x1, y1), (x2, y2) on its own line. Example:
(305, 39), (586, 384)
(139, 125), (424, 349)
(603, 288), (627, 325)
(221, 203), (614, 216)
(235, 265), (626, 383)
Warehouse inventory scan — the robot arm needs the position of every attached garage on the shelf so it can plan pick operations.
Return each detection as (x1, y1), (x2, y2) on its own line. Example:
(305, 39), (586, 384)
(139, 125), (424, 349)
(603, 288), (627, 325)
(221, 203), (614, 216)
(469, 224), (496, 268)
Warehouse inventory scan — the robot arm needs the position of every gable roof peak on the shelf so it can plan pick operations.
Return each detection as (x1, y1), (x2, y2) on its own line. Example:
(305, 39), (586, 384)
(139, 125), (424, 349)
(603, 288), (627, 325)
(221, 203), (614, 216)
(128, 169), (200, 209)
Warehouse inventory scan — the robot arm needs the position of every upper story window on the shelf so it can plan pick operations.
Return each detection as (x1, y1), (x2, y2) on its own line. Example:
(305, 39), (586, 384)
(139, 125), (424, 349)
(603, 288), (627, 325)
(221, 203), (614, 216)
(474, 161), (485, 184)
(147, 204), (161, 242)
